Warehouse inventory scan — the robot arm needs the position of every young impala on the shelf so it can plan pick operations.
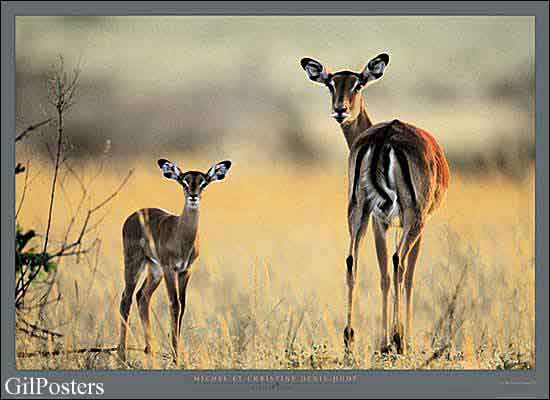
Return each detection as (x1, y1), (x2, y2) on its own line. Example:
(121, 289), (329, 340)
(118, 159), (232, 363)
(300, 53), (449, 354)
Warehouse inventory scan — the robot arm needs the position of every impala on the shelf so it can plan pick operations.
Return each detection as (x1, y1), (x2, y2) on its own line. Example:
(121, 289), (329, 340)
(118, 159), (232, 363)
(300, 53), (449, 354)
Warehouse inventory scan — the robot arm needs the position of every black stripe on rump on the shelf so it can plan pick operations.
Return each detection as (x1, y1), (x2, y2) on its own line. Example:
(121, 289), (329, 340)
(350, 143), (370, 208)
(369, 143), (392, 206)
(394, 148), (417, 207)
(383, 144), (392, 192)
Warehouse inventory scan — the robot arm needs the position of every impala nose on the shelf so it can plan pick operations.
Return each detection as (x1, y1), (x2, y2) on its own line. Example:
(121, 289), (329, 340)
(187, 195), (200, 207)
(335, 105), (348, 114)
(332, 106), (349, 122)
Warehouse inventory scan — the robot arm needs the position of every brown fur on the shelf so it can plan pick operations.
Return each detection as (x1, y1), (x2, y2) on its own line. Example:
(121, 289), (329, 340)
(117, 161), (231, 364)
(350, 119), (450, 216)
(118, 202), (199, 365)
(301, 56), (449, 354)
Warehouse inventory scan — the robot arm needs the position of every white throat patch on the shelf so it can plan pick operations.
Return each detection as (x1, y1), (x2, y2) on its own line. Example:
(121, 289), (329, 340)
(186, 199), (200, 209)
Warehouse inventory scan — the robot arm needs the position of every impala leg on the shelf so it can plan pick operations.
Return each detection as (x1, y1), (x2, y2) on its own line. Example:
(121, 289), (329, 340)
(137, 264), (162, 354)
(373, 218), (391, 352)
(164, 269), (181, 364)
(118, 284), (137, 361)
(391, 252), (403, 354)
(118, 256), (145, 362)
(404, 234), (422, 353)
(392, 221), (423, 354)
(344, 203), (369, 351)
(177, 270), (192, 349)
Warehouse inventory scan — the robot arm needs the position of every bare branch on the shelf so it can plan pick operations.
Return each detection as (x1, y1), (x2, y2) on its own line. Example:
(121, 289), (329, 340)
(422, 263), (470, 368)
(422, 343), (451, 368)
(15, 118), (52, 142)
(15, 56), (133, 337)
(18, 319), (63, 339)
(20, 293), (62, 312)
(17, 346), (145, 359)
(42, 78), (65, 262)
(90, 169), (134, 214)
(50, 248), (91, 259)
(15, 57), (77, 309)
(15, 160), (30, 219)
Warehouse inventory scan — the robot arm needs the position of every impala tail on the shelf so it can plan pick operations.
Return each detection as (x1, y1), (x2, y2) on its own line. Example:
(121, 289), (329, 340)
(349, 122), (417, 225)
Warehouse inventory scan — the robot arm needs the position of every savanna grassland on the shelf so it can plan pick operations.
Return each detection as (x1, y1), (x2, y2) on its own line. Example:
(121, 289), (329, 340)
(15, 156), (535, 370)
(14, 15), (535, 371)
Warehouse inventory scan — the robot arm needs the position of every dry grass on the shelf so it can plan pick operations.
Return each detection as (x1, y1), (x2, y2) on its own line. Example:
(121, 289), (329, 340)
(15, 156), (535, 370)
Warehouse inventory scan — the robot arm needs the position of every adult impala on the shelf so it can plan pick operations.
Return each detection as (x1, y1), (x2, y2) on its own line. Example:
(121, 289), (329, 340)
(118, 159), (232, 363)
(300, 53), (449, 354)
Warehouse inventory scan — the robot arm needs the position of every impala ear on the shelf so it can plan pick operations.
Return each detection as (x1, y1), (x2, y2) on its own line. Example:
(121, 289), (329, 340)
(206, 160), (232, 183)
(157, 158), (182, 181)
(361, 53), (389, 84)
(300, 57), (330, 84)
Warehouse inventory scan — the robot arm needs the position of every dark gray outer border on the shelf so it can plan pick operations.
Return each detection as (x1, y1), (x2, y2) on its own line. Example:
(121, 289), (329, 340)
(1, 1), (548, 399)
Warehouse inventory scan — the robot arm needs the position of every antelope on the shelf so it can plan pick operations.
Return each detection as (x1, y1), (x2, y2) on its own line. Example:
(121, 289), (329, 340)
(118, 159), (232, 363)
(300, 53), (449, 354)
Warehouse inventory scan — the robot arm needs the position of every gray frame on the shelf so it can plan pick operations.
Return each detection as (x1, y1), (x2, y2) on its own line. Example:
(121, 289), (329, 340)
(1, 1), (548, 398)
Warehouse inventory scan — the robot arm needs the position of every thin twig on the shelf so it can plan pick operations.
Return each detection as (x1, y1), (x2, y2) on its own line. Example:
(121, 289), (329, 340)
(422, 343), (451, 368)
(90, 169), (134, 214)
(20, 293), (62, 311)
(17, 346), (144, 359)
(16, 61), (71, 308)
(18, 319), (63, 338)
(15, 118), (52, 142)
(423, 263), (470, 368)
(15, 160), (30, 219)
(41, 96), (64, 274)
(17, 327), (56, 341)
(431, 263), (469, 348)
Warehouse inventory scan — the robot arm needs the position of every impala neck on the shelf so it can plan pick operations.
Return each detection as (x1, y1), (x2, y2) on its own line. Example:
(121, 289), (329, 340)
(340, 97), (373, 149)
(177, 202), (200, 243)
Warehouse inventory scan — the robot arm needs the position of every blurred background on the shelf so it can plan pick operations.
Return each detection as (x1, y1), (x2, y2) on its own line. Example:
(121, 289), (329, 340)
(15, 17), (535, 370)
(16, 16), (534, 175)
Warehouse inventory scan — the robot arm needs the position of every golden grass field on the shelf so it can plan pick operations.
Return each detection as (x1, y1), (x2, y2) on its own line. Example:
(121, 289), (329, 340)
(15, 156), (535, 370)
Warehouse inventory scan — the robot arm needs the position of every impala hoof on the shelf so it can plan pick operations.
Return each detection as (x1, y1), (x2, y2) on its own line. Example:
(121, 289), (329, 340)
(392, 333), (403, 354)
(343, 327), (355, 349)
(392, 324), (405, 355)
(380, 344), (392, 354)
